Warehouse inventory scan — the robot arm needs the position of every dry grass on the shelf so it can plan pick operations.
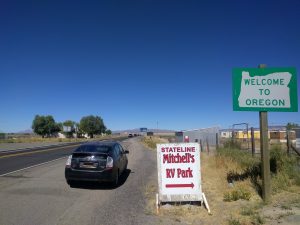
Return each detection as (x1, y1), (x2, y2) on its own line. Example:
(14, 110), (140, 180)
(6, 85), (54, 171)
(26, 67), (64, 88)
(141, 136), (169, 150)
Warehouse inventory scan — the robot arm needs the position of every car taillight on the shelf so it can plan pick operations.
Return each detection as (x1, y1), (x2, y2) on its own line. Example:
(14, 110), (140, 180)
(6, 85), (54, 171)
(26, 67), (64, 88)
(65, 155), (72, 168)
(106, 156), (113, 170)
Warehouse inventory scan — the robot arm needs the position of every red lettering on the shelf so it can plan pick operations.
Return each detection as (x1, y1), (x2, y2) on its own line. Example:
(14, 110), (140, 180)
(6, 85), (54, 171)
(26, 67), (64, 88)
(166, 168), (175, 178)
(177, 167), (193, 178)
(162, 153), (195, 164)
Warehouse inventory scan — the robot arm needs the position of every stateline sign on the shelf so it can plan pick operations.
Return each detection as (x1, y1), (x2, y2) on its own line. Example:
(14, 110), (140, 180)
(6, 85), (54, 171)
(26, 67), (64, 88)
(157, 143), (202, 202)
(233, 68), (298, 112)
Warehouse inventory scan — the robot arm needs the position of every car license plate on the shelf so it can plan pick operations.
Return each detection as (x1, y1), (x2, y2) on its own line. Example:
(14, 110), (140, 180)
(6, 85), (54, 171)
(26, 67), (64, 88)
(80, 162), (98, 168)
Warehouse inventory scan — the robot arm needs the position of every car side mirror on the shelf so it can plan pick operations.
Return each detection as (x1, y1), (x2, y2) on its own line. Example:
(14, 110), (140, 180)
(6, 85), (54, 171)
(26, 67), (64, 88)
(124, 150), (129, 154)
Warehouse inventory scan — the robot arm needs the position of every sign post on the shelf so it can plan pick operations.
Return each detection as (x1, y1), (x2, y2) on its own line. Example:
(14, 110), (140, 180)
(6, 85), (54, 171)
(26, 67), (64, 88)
(232, 66), (298, 202)
(294, 128), (300, 149)
(157, 143), (202, 204)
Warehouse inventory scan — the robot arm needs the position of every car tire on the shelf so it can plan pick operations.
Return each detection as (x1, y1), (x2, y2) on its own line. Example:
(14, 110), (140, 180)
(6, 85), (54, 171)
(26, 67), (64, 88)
(67, 180), (75, 187)
(114, 170), (119, 187)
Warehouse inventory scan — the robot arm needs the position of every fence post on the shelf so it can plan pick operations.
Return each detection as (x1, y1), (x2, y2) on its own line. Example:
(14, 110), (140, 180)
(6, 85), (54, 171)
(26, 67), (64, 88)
(200, 140), (203, 152)
(206, 138), (210, 155)
(287, 130), (291, 156)
(251, 127), (255, 157)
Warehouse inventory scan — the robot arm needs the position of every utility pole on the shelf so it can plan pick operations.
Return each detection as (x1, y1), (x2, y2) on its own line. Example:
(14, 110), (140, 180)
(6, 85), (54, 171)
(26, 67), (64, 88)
(259, 64), (271, 203)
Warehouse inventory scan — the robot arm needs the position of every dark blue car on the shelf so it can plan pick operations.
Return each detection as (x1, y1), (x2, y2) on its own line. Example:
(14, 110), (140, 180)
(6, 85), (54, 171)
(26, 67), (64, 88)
(65, 141), (129, 186)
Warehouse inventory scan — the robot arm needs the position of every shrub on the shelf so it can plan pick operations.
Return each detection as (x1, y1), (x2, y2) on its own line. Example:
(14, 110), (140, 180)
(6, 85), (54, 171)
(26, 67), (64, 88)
(223, 140), (241, 149)
(217, 147), (259, 170)
(224, 186), (251, 202)
(270, 145), (300, 191)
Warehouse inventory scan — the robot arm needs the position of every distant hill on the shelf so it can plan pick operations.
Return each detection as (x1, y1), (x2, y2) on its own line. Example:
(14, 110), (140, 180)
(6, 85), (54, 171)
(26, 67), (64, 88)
(17, 129), (33, 134)
(113, 128), (175, 134)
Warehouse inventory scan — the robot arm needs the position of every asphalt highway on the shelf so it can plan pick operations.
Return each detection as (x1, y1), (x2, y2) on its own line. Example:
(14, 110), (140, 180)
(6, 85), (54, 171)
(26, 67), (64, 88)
(0, 144), (79, 176)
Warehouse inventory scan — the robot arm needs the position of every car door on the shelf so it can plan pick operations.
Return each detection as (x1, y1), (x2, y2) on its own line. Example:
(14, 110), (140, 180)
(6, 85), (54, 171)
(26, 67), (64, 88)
(114, 144), (122, 171)
(117, 144), (126, 172)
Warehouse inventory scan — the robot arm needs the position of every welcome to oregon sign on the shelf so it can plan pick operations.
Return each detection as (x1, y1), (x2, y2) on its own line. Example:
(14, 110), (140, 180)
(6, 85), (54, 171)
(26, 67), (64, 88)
(233, 68), (298, 112)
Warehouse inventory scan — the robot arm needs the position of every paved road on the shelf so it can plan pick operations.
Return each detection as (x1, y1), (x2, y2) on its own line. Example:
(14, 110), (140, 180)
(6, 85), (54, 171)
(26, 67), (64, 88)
(0, 142), (79, 152)
(0, 144), (81, 176)
(0, 138), (176, 225)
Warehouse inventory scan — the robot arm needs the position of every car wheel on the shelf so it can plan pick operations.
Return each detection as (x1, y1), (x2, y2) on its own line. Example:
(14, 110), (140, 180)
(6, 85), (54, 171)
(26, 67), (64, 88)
(114, 170), (119, 187)
(67, 180), (75, 187)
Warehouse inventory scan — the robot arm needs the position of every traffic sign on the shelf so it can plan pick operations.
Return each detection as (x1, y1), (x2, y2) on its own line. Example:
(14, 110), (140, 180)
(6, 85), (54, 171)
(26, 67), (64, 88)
(232, 68), (298, 112)
(157, 143), (202, 202)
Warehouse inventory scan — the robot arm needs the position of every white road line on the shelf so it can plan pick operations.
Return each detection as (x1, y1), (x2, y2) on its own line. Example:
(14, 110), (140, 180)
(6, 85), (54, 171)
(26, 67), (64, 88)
(0, 156), (69, 177)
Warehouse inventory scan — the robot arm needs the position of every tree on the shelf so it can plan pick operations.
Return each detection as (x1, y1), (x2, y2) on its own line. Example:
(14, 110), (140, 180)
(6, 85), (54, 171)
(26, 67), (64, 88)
(106, 129), (112, 135)
(286, 122), (299, 130)
(32, 115), (60, 138)
(62, 120), (76, 138)
(75, 122), (83, 138)
(79, 115), (106, 138)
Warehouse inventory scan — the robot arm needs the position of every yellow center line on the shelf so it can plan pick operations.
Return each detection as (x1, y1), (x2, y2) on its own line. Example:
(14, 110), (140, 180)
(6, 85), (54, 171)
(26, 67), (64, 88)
(0, 144), (81, 159)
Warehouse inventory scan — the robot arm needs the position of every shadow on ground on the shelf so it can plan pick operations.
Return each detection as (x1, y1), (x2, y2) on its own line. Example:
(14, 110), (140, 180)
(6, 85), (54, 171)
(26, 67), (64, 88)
(68, 169), (132, 190)
(227, 163), (263, 197)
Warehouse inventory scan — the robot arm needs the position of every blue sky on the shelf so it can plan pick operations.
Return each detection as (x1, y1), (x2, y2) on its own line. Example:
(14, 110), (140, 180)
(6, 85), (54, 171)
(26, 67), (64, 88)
(1, 0), (300, 132)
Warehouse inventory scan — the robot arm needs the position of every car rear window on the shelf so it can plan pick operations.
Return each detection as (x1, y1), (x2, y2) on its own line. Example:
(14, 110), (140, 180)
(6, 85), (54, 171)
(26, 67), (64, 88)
(74, 145), (111, 153)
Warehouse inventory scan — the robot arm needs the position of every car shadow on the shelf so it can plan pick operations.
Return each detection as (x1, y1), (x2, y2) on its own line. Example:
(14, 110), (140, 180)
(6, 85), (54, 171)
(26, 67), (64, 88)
(69, 169), (132, 190)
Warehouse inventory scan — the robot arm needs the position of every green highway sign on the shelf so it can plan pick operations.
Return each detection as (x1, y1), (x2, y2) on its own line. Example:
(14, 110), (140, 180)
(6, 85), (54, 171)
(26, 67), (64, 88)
(233, 68), (298, 112)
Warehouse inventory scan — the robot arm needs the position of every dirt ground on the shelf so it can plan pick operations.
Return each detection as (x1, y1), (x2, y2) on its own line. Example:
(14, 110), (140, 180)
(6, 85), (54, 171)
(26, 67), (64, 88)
(144, 146), (300, 225)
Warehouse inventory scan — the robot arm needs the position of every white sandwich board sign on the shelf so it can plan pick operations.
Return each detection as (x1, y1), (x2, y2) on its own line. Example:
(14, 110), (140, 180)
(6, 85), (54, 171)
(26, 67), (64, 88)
(157, 143), (202, 203)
